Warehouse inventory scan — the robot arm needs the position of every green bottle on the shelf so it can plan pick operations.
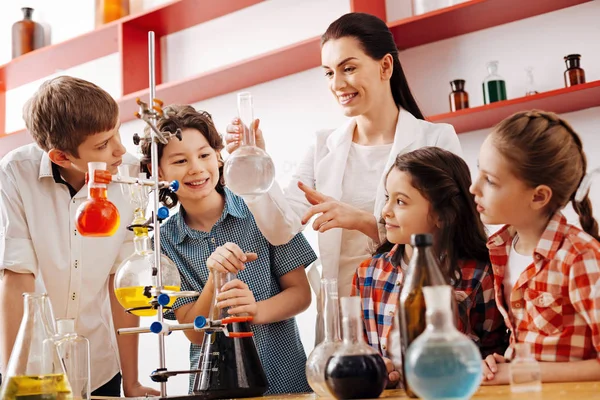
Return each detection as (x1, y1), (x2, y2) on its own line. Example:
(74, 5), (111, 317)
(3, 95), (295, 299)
(482, 61), (507, 105)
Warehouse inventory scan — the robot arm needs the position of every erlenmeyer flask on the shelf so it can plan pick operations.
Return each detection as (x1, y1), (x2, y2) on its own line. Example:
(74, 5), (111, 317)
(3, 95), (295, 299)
(0, 293), (73, 400)
(404, 286), (482, 400)
(223, 92), (275, 198)
(193, 271), (268, 398)
(325, 296), (387, 400)
(306, 278), (342, 397)
(75, 162), (120, 237)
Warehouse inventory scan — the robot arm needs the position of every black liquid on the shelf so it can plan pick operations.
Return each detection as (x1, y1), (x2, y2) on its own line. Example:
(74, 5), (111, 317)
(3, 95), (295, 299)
(193, 321), (268, 399)
(325, 354), (387, 399)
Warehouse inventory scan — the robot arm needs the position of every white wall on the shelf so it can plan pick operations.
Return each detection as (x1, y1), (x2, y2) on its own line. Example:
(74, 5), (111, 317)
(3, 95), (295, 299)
(1, 0), (599, 395)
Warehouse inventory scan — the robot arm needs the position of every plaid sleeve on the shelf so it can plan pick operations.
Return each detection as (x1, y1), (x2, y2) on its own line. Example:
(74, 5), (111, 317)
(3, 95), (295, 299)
(567, 248), (600, 361)
(269, 232), (317, 278)
(466, 262), (508, 358)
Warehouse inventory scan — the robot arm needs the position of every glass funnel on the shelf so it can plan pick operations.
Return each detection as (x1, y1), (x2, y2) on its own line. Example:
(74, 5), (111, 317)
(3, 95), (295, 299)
(75, 162), (120, 237)
(306, 278), (342, 397)
(0, 293), (73, 400)
(193, 271), (268, 398)
(223, 92), (275, 198)
(404, 285), (482, 400)
(325, 296), (387, 400)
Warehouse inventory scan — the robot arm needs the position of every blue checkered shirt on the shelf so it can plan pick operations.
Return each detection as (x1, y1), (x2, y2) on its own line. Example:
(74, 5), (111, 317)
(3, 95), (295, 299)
(159, 188), (317, 394)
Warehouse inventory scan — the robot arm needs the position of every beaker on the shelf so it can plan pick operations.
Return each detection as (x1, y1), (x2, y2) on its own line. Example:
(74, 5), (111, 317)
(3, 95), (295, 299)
(75, 162), (120, 237)
(192, 271), (268, 398)
(223, 92), (275, 198)
(306, 278), (341, 397)
(0, 293), (73, 400)
(325, 296), (387, 400)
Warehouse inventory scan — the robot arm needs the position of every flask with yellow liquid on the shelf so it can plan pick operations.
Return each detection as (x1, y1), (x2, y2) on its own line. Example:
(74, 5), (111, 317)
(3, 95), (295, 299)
(0, 293), (73, 400)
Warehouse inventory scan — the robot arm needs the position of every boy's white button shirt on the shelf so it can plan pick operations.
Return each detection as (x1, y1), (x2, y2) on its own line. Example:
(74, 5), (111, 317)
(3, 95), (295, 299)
(0, 143), (137, 390)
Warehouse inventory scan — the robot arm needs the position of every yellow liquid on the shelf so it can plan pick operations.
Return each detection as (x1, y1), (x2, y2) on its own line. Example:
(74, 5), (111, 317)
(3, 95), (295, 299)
(114, 286), (180, 317)
(1, 374), (72, 400)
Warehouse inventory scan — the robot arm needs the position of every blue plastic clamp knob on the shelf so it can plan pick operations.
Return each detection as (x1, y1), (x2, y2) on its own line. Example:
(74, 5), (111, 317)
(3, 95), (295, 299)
(169, 180), (180, 193)
(157, 207), (169, 220)
(150, 321), (163, 334)
(157, 293), (170, 306)
(194, 316), (207, 329)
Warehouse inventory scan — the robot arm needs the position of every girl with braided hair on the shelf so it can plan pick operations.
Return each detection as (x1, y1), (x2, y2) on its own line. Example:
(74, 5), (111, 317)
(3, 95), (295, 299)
(471, 110), (600, 385)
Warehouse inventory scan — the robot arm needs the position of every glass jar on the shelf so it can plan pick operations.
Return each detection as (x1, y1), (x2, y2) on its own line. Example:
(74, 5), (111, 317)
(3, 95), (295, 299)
(449, 79), (469, 112)
(510, 343), (541, 393)
(306, 279), (342, 397)
(482, 61), (507, 104)
(223, 92), (275, 199)
(53, 319), (91, 400)
(95, 0), (130, 27)
(11, 7), (44, 58)
(564, 54), (586, 87)
(404, 286), (482, 400)
(325, 296), (387, 399)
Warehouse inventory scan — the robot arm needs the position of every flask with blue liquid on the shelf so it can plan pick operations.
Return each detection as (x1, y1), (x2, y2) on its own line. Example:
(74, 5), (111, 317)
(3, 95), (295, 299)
(404, 285), (482, 400)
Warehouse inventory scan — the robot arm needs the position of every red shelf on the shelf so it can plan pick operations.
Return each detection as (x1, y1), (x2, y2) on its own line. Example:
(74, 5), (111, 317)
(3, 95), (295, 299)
(388, 0), (592, 50)
(118, 36), (321, 121)
(428, 80), (600, 134)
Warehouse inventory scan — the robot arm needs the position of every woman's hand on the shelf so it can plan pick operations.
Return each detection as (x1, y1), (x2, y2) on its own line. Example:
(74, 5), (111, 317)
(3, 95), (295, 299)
(298, 181), (379, 240)
(216, 279), (258, 317)
(206, 242), (258, 274)
(224, 118), (265, 153)
(383, 357), (401, 389)
(481, 353), (508, 384)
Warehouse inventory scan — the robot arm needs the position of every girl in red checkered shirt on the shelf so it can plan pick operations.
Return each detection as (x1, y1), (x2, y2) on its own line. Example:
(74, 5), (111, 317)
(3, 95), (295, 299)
(471, 110), (600, 385)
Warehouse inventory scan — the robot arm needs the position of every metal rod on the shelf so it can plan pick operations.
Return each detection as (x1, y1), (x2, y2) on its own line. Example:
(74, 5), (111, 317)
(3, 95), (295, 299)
(118, 323), (197, 336)
(111, 174), (172, 189)
(148, 30), (167, 397)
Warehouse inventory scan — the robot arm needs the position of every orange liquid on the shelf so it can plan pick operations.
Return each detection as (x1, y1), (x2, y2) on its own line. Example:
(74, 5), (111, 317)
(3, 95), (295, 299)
(76, 188), (120, 236)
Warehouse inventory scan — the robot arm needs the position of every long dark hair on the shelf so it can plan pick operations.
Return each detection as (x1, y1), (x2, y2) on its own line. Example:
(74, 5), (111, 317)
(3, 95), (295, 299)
(139, 104), (224, 208)
(321, 12), (424, 120)
(377, 147), (489, 282)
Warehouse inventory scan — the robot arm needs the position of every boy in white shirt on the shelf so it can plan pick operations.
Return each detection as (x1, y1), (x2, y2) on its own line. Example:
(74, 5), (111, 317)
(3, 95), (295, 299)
(0, 76), (158, 397)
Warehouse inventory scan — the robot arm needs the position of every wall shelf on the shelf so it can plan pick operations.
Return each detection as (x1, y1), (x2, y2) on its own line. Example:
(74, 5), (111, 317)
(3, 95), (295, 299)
(0, 0), (594, 151)
(428, 80), (600, 133)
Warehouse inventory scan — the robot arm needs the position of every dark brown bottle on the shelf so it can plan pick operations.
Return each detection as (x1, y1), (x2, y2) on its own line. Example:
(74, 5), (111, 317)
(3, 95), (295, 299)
(564, 54), (586, 87)
(449, 79), (469, 112)
(95, 0), (130, 27)
(11, 7), (44, 59)
(398, 234), (448, 398)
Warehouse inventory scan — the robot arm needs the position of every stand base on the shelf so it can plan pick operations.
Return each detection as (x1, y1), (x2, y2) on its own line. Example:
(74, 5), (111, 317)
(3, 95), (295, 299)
(160, 387), (267, 400)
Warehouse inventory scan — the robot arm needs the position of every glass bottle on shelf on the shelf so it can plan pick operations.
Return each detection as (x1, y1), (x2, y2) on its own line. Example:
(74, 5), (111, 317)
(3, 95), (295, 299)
(482, 61), (507, 105)
(53, 319), (91, 400)
(75, 162), (120, 237)
(563, 54), (586, 87)
(95, 0), (130, 27)
(0, 293), (73, 400)
(525, 67), (539, 96)
(398, 233), (449, 398)
(509, 343), (541, 393)
(325, 296), (387, 400)
(413, 0), (453, 15)
(449, 79), (469, 112)
(306, 278), (342, 397)
(193, 271), (268, 398)
(223, 92), (275, 199)
(404, 285), (482, 400)
(11, 7), (44, 59)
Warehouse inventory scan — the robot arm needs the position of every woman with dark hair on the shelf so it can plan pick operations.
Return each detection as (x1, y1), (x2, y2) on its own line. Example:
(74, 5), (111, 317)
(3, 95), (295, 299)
(225, 13), (461, 312)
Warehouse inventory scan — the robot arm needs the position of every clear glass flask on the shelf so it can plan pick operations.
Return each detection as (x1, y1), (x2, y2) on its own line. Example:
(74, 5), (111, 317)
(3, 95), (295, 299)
(53, 319), (91, 400)
(482, 61), (507, 104)
(509, 343), (541, 393)
(306, 279), (342, 397)
(0, 293), (73, 400)
(525, 67), (539, 96)
(223, 92), (275, 198)
(75, 162), (120, 237)
(325, 296), (387, 400)
(404, 285), (482, 400)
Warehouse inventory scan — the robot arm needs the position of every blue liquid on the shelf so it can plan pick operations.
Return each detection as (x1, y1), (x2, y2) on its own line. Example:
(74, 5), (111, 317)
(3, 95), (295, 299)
(405, 342), (482, 400)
